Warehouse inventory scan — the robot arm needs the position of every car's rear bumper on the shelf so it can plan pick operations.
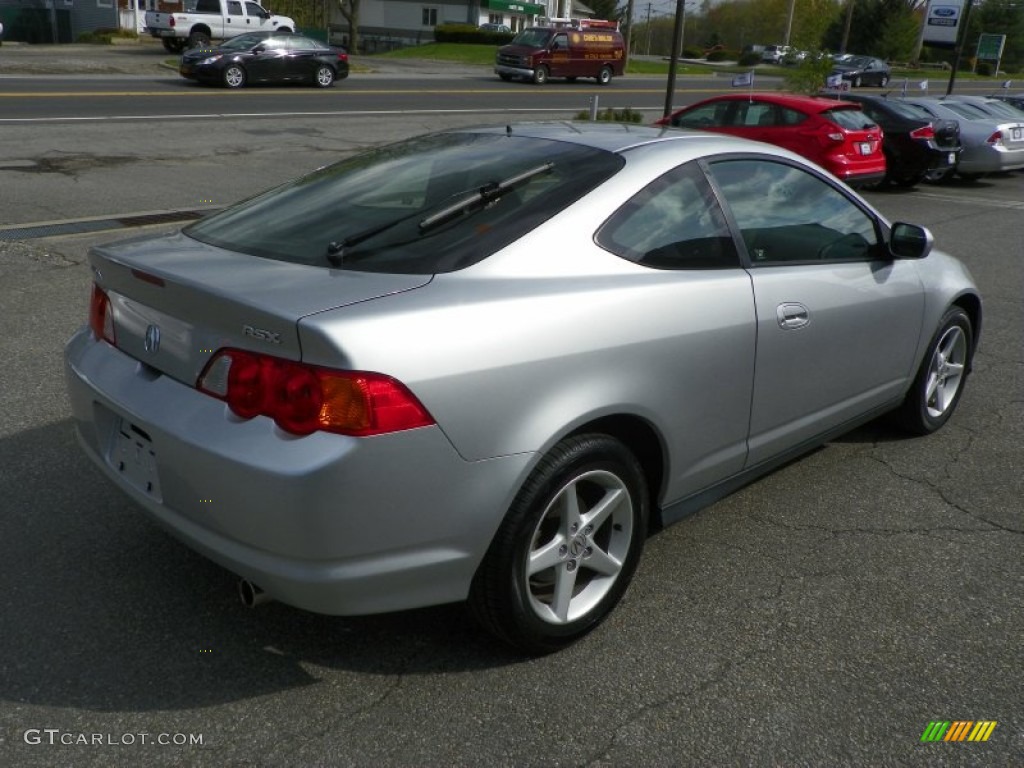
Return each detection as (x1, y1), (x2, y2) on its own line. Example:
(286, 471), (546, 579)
(959, 143), (1024, 173)
(64, 329), (532, 616)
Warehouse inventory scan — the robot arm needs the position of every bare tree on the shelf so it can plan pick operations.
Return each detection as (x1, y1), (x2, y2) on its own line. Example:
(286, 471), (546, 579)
(338, 0), (362, 54)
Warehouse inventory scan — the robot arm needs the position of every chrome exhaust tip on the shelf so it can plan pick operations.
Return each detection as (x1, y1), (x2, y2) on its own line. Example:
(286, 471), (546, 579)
(238, 578), (272, 608)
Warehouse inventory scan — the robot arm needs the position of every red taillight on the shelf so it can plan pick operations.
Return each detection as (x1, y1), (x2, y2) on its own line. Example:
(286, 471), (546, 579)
(88, 284), (116, 345)
(986, 130), (1003, 146)
(197, 349), (435, 437)
(337, 52), (348, 63)
(909, 125), (935, 140)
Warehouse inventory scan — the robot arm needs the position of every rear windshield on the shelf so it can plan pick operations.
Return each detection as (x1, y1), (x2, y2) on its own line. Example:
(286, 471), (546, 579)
(940, 102), (989, 120)
(822, 107), (876, 130)
(886, 101), (932, 120)
(186, 133), (623, 274)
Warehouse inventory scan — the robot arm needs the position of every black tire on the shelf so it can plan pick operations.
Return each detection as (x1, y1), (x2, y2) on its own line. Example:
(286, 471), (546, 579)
(853, 75), (862, 87)
(162, 38), (186, 53)
(893, 171), (925, 188)
(532, 65), (549, 85)
(924, 168), (953, 183)
(894, 307), (972, 435)
(222, 64), (246, 89)
(498, 73), (513, 81)
(187, 29), (211, 49)
(566, 76), (577, 83)
(277, 27), (292, 34)
(469, 434), (649, 654)
(879, 74), (889, 87)
(596, 65), (613, 85)
(314, 64), (335, 88)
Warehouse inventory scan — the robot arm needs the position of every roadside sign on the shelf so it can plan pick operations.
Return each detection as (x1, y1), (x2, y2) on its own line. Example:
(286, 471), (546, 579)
(976, 34), (1006, 61)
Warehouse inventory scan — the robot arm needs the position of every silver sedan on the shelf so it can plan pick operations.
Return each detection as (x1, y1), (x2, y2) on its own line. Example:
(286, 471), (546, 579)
(64, 123), (981, 653)
(895, 96), (1024, 179)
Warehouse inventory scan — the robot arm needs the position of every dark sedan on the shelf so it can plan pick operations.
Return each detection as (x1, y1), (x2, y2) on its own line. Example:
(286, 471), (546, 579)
(832, 55), (891, 88)
(839, 93), (961, 185)
(180, 33), (349, 88)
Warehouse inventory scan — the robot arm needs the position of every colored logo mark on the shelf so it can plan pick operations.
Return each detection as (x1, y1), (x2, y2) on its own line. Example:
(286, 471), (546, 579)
(921, 721), (997, 742)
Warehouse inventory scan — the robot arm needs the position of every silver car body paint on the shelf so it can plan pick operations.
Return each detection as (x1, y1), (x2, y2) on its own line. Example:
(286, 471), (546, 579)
(64, 124), (981, 616)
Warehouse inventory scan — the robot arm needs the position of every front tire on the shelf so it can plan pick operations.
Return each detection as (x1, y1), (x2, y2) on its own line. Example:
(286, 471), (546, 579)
(596, 65), (613, 85)
(879, 74), (889, 87)
(315, 64), (335, 88)
(469, 434), (649, 654)
(853, 75), (862, 87)
(222, 64), (246, 89)
(532, 65), (549, 85)
(894, 307), (972, 435)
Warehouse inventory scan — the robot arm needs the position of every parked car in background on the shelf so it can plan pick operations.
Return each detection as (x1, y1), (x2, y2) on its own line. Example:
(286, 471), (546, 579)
(991, 91), (1024, 111)
(832, 55), (891, 87)
(479, 23), (512, 33)
(942, 95), (1024, 121)
(895, 97), (1024, 179)
(64, 123), (980, 654)
(761, 44), (791, 64)
(838, 93), (961, 186)
(179, 33), (349, 88)
(146, 0), (294, 53)
(657, 92), (886, 187)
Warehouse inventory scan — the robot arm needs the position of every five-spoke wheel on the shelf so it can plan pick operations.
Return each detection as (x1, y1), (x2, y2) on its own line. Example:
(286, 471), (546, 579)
(470, 435), (648, 654)
(895, 307), (972, 434)
(223, 64), (246, 89)
(315, 65), (335, 88)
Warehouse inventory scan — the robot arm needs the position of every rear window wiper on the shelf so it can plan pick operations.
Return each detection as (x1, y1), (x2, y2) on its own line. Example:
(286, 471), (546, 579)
(418, 162), (554, 233)
(325, 162), (553, 266)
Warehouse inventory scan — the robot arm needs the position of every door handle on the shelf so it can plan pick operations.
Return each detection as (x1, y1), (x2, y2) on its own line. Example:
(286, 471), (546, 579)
(776, 303), (810, 329)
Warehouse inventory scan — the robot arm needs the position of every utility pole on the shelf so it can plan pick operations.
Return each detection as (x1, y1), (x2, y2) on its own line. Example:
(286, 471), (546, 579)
(946, 0), (975, 95)
(663, 0), (685, 117)
(783, 0), (796, 46)
(840, 0), (855, 54)
(645, 2), (651, 56)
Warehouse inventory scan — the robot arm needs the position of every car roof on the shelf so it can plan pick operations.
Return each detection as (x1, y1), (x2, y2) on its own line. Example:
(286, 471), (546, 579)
(450, 121), (776, 157)
(688, 92), (862, 113)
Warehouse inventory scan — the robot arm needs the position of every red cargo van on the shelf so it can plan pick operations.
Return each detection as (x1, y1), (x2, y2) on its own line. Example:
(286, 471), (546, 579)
(495, 19), (625, 85)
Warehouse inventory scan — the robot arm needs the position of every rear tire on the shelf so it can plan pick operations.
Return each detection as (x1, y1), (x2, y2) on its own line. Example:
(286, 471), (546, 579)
(469, 434), (649, 654)
(162, 38), (186, 53)
(222, 64), (246, 89)
(532, 65), (549, 85)
(187, 30), (211, 49)
(596, 65), (613, 85)
(894, 307), (972, 435)
(315, 64), (335, 88)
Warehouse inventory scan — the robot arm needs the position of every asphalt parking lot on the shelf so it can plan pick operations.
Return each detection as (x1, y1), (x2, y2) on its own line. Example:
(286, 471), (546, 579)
(0, 49), (1021, 765)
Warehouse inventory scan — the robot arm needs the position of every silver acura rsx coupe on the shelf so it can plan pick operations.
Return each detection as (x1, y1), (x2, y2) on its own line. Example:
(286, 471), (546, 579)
(65, 123), (981, 653)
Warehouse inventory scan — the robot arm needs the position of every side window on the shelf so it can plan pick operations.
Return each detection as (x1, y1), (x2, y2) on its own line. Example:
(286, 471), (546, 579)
(597, 162), (739, 270)
(226, 0), (242, 13)
(737, 102), (777, 127)
(707, 159), (879, 264)
(552, 33), (568, 50)
(244, 2), (266, 17)
(778, 106), (807, 126)
(672, 102), (730, 129)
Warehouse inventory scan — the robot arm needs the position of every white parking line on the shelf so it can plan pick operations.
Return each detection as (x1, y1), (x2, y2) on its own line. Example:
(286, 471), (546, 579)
(912, 190), (1024, 210)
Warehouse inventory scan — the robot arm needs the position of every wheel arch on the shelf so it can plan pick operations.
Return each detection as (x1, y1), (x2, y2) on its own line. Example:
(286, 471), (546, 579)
(189, 23), (212, 37)
(952, 291), (982, 366)
(564, 413), (667, 532)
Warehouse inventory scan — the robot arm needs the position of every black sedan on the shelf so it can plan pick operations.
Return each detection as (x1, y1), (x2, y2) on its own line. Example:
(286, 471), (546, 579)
(839, 93), (962, 186)
(179, 33), (349, 89)
(832, 55), (891, 88)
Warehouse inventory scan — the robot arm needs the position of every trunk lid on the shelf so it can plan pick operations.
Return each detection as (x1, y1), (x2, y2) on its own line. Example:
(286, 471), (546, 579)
(90, 231), (430, 386)
(932, 118), (960, 150)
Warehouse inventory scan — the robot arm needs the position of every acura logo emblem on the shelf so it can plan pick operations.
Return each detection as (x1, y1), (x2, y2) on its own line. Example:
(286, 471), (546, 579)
(144, 324), (161, 354)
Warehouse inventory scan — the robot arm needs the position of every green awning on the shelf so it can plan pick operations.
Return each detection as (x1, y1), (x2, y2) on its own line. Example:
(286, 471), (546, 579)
(486, 0), (546, 15)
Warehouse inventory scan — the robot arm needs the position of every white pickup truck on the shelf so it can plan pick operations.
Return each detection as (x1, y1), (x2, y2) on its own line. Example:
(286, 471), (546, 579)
(146, 0), (295, 52)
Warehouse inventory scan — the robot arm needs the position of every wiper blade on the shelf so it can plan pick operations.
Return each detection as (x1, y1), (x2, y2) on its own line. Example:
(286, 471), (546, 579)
(325, 162), (554, 266)
(326, 209), (423, 265)
(418, 163), (554, 233)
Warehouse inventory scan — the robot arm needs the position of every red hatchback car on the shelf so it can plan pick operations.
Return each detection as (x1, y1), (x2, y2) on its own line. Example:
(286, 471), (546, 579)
(656, 93), (886, 187)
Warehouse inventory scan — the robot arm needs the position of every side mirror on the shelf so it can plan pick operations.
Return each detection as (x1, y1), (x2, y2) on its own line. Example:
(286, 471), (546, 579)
(252, 44), (266, 53)
(889, 222), (933, 259)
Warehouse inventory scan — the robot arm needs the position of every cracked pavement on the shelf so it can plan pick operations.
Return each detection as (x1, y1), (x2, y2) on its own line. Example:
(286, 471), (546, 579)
(0, 114), (1021, 765)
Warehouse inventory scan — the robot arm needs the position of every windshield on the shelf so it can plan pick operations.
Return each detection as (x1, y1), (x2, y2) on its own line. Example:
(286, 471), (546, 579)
(823, 107), (876, 130)
(511, 28), (553, 48)
(186, 132), (624, 274)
